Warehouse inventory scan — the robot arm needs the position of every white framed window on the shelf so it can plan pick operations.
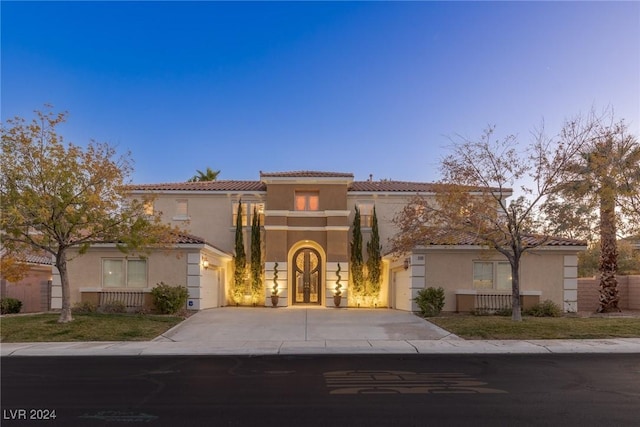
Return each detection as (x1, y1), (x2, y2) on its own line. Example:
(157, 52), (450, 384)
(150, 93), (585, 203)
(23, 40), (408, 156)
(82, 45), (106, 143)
(143, 201), (154, 216)
(103, 259), (147, 288)
(358, 203), (374, 227)
(232, 201), (264, 226)
(295, 191), (319, 211)
(174, 199), (189, 220)
(473, 261), (512, 290)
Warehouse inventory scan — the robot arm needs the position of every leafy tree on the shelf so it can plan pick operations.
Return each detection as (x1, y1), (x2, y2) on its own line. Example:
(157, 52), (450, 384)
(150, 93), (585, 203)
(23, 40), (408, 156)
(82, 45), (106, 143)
(366, 206), (382, 298)
(1, 108), (178, 322)
(579, 240), (640, 277)
(392, 120), (592, 321)
(232, 200), (246, 304)
(552, 115), (640, 312)
(0, 253), (29, 283)
(250, 205), (262, 305)
(188, 167), (220, 182)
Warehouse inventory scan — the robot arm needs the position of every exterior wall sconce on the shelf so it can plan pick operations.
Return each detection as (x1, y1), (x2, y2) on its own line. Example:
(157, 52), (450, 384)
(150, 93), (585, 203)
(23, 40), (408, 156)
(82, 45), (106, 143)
(202, 257), (210, 270)
(403, 258), (410, 270)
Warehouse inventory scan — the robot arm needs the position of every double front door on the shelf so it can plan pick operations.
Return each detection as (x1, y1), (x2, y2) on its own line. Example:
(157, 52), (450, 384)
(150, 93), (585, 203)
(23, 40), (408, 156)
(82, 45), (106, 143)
(293, 248), (321, 304)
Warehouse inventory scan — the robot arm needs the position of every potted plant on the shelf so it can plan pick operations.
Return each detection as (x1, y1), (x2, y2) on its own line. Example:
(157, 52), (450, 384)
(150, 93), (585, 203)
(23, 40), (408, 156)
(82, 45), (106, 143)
(334, 263), (343, 307)
(271, 262), (279, 307)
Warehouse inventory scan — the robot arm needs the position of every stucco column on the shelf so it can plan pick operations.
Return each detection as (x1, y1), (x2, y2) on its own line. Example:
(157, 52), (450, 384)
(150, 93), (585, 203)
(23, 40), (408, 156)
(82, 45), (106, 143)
(186, 252), (202, 310)
(264, 261), (288, 307)
(563, 255), (578, 312)
(408, 254), (426, 312)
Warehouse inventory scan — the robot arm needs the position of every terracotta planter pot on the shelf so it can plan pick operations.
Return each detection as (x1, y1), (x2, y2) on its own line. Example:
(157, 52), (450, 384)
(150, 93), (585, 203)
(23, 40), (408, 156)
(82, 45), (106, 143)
(333, 295), (342, 307)
(271, 295), (279, 307)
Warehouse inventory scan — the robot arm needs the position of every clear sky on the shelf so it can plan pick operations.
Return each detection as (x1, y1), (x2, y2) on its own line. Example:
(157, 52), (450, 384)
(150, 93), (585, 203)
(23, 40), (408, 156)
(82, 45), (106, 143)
(2, 1), (638, 184)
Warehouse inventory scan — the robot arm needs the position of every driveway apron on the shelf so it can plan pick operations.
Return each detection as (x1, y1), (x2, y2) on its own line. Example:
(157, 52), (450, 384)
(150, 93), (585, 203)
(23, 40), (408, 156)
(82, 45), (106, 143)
(157, 307), (453, 343)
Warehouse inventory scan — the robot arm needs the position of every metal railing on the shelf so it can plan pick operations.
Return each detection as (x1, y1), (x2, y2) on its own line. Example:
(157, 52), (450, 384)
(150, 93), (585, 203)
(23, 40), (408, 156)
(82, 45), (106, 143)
(98, 291), (145, 309)
(475, 293), (512, 314)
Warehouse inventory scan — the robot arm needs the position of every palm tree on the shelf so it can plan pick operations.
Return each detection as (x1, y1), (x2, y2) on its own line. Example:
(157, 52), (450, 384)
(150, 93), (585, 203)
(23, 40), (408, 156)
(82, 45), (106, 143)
(561, 119), (640, 312)
(188, 167), (220, 182)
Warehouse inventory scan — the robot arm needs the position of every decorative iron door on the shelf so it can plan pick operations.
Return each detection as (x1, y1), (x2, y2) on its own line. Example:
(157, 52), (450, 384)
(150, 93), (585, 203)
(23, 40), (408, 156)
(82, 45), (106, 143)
(293, 248), (321, 304)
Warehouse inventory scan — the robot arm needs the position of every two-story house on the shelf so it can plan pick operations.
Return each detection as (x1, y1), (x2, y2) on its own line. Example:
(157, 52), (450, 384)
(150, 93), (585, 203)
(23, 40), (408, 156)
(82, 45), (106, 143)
(52, 171), (586, 313)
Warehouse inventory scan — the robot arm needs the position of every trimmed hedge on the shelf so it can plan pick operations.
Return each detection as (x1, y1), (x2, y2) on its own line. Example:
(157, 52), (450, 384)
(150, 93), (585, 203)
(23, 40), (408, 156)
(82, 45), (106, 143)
(1, 297), (23, 314)
(151, 282), (189, 314)
(414, 287), (445, 317)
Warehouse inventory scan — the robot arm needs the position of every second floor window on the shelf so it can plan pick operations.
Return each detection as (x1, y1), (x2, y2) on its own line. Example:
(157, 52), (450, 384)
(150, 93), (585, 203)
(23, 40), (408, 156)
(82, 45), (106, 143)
(232, 201), (264, 226)
(358, 203), (374, 227)
(175, 199), (188, 219)
(295, 191), (319, 211)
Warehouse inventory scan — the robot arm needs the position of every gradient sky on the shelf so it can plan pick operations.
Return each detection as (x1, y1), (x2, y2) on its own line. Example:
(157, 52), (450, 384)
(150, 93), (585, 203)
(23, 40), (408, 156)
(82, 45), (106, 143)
(2, 1), (639, 184)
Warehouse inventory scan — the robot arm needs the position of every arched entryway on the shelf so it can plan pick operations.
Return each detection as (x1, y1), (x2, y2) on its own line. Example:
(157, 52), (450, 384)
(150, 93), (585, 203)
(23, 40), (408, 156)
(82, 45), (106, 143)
(292, 247), (322, 305)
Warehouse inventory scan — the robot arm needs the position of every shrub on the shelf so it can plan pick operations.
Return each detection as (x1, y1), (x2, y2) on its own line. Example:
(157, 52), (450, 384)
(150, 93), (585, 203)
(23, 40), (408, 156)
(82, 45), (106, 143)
(414, 287), (445, 317)
(0, 297), (22, 314)
(151, 282), (189, 314)
(101, 300), (127, 314)
(524, 300), (562, 317)
(495, 306), (513, 317)
(72, 301), (97, 313)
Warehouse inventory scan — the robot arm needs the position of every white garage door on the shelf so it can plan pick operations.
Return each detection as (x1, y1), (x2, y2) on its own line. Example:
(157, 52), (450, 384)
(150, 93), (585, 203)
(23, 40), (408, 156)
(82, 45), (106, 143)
(393, 269), (411, 311)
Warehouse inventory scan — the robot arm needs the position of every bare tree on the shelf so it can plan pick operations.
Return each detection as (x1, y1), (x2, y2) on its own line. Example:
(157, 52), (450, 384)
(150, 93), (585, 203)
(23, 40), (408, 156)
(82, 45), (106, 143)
(392, 117), (593, 321)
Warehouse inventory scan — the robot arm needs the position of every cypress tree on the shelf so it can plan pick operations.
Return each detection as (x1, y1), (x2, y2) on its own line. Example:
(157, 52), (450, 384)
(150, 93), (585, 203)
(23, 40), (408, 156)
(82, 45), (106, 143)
(232, 200), (246, 304)
(250, 205), (262, 304)
(350, 206), (365, 297)
(366, 206), (382, 299)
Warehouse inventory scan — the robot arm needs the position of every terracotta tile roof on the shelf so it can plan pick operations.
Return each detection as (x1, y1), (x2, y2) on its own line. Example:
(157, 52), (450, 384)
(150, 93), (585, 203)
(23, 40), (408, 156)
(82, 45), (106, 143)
(128, 181), (266, 192)
(260, 171), (354, 178)
(128, 175), (506, 194)
(172, 233), (206, 244)
(22, 253), (54, 265)
(0, 248), (53, 265)
(171, 233), (232, 256)
(423, 231), (586, 247)
(349, 181), (440, 192)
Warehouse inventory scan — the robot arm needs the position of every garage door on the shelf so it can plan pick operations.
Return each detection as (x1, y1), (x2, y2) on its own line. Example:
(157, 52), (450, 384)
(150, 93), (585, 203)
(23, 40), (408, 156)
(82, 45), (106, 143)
(393, 269), (411, 311)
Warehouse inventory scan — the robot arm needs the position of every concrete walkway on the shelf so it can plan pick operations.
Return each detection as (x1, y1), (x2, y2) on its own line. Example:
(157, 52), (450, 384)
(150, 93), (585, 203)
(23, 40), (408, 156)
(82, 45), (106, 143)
(2, 307), (640, 356)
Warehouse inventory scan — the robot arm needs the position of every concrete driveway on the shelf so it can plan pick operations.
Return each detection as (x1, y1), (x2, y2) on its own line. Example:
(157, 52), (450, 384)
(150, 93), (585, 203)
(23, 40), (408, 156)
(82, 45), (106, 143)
(156, 307), (455, 343)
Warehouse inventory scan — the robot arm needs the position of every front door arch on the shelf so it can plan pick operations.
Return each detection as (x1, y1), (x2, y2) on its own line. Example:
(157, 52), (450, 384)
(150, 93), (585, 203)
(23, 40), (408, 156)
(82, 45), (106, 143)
(292, 247), (321, 304)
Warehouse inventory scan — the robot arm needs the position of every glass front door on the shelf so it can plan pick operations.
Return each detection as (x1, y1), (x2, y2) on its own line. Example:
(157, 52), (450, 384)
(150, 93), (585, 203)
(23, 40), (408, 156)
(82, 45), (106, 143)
(293, 248), (321, 304)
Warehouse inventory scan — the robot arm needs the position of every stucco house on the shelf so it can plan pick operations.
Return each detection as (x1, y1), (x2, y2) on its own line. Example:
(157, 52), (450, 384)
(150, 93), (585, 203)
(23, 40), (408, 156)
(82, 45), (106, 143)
(52, 171), (586, 313)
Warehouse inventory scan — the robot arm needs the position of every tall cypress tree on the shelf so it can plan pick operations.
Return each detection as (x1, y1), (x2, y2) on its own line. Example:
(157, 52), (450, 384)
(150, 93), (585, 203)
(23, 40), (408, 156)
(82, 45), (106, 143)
(366, 206), (382, 298)
(250, 205), (262, 304)
(232, 200), (246, 304)
(350, 206), (365, 297)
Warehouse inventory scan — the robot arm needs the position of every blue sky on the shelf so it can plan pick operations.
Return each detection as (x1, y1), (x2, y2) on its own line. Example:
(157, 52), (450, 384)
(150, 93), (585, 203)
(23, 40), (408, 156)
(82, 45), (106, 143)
(2, 1), (638, 184)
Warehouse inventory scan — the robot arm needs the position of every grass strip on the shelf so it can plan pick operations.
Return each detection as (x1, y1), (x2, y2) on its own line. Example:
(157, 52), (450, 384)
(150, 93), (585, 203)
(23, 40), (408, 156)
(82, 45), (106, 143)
(1, 313), (184, 342)
(428, 316), (640, 340)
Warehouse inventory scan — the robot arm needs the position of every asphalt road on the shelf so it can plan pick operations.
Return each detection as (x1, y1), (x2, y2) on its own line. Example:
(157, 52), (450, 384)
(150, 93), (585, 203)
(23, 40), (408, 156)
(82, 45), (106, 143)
(2, 354), (639, 426)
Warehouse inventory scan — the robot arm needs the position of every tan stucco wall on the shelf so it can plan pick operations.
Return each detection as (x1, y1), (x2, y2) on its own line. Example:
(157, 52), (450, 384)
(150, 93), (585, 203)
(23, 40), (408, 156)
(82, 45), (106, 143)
(347, 194), (431, 254)
(266, 183), (348, 210)
(416, 248), (568, 312)
(61, 247), (189, 306)
(149, 193), (260, 253)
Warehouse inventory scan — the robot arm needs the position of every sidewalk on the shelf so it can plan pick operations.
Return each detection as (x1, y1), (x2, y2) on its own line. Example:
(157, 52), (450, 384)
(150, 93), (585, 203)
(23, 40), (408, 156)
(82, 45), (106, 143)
(3, 337), (640, 357)
(2, 307), (640, 356)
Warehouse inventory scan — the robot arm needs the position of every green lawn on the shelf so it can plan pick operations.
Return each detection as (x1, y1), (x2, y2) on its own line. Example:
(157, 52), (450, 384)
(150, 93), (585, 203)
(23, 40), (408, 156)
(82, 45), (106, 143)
(428, 315), (640, 340)
(0, 313), (184, 342)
